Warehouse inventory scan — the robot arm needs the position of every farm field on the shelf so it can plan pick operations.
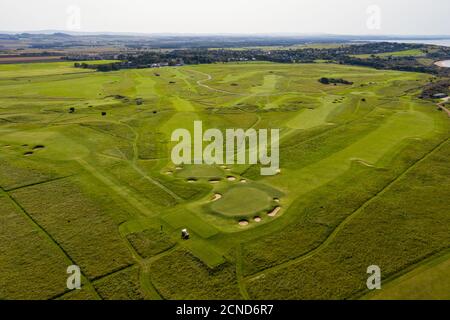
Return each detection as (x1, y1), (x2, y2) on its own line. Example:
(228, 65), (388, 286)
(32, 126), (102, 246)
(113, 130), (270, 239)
(0, 60), (449, 300)
(351, 48), (426, 59)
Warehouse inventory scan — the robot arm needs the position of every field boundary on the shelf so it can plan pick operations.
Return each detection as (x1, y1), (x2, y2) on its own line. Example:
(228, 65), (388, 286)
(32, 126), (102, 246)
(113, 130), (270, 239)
(0, 186), (101, 300)
(355, 246), (450, 300)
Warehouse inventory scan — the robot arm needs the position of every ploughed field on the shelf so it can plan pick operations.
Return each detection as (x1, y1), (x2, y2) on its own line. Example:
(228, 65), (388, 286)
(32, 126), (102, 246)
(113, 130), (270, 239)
(0, 61), (449, 300)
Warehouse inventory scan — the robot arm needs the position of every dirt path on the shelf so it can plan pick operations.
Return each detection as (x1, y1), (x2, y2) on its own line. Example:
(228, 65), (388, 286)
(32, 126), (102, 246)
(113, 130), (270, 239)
(118, 222), (179, 300)
(122, 121), (183, 202)
(188, 69), (244, 95)
(437, 97), (450, 117)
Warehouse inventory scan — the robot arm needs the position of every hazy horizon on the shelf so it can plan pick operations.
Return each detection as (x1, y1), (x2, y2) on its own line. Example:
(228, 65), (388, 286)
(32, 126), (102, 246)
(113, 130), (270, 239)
(1, 0), (449, 36)
(2, 31), (450, 38)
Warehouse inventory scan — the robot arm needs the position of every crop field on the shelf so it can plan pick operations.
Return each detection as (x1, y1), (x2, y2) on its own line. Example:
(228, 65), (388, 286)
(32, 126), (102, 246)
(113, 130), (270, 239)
(351, 48), (426, 59)
(0, 60), (449, 300)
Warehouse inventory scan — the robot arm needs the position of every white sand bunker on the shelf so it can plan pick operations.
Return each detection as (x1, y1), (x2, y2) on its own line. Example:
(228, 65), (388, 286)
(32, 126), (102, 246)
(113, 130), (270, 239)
(227, 176), (236, 181)
(273, 198), (280, 203)
(166, 171), (173, 175)
(220, 165), (228, 169)
(211, 193), (222, 202)
(240, 179), (247, 183)
(239, 220), (249, 226)
(187, 179), (197, 183)
(209, 179), (220, 184)
(175, 166), (183, 171)
(268, 207), (281, 217)
(351, 158), (375, 168)
(254, 216), (262, 223)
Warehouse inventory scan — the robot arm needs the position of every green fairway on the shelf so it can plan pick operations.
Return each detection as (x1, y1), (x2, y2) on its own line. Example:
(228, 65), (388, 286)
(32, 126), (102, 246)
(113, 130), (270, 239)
(0, 60), (449, 300)
(286, 96), (338, 129)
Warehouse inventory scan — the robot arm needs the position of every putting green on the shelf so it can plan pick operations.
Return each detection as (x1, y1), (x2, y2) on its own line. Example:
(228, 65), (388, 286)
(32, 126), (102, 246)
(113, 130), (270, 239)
(210, 186), (273, 217)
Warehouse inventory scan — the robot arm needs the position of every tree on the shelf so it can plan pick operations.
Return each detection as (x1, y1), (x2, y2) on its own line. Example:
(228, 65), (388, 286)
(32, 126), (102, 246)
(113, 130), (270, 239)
(319, 77), (330, 84)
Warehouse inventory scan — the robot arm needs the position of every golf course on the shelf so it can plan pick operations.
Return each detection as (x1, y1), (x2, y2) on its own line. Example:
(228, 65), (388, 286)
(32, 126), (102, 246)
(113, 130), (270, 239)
(0, 60), (449, 300)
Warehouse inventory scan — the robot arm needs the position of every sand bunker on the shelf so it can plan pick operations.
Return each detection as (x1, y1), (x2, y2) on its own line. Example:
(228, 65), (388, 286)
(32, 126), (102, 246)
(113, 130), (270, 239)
(211, 193), (222, 202)
(254, 216), (262, 223)
(165, 171), (173, 175)
(239, 220), (249, 226)
(33, 145), (45, 150)
(24, 151), (33, 157)
(175, 166), (183, 171)
(273, 198), (280, 203)
(268, 207), (281, 217)
(187, 179), (197, 183)
(240, 179), (247, 183)
(227, 176), (236, 181)
(351, 158), (375, 168)
(209, 179), (220, 184)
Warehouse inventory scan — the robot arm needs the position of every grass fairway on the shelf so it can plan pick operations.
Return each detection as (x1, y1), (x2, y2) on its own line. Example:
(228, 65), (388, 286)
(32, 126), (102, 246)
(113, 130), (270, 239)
(286, 96), (337, 130)
(0, 60), (449, 300)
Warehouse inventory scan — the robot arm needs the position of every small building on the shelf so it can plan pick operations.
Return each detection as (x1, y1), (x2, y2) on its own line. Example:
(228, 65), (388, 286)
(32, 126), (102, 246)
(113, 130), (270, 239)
(181, 229), (190, 240)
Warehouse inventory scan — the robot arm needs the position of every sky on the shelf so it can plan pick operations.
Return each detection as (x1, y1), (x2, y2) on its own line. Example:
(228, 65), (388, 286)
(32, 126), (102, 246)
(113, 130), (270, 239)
(0, 0), (449, 35)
